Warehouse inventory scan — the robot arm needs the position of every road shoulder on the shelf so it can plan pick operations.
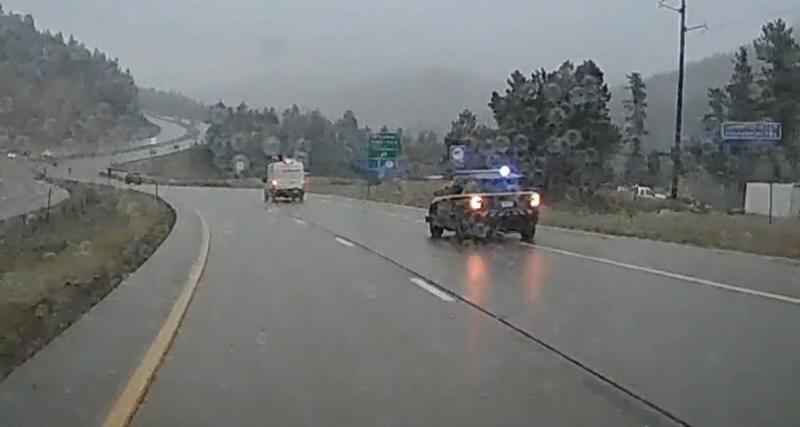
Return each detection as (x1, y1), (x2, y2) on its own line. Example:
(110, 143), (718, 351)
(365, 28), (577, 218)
(0, 201), (209, 427)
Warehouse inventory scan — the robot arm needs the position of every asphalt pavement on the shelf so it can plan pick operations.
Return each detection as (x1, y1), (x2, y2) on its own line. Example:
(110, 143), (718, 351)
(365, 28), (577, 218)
(120, 185), (799, 427)
(4, 114), (799, 426)
(278, 193), (800, 427)
(0, 156), (68, 221)
(133, 186), (677, 427)
(0, 115), (189, 221)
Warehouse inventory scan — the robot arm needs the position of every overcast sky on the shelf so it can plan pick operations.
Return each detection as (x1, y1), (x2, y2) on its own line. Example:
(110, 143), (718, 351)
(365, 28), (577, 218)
(4, 0), (798, 113)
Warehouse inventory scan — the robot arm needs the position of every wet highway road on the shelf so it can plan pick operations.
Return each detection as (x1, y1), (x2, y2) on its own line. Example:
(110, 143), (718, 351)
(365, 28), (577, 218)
(0, 156), (68, 220)
(133, 187), (676, 427)
(131, 187), (800, 427)
(0, 115), (188, 220)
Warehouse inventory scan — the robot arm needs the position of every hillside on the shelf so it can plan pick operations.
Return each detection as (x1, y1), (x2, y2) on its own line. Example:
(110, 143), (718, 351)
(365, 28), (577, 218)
(138, 87), (207, 122)
(211, 67), (496, 135)
(0, 7), (154, 154)
(610, 53), (735, 152)
(610, 20), (800, 153)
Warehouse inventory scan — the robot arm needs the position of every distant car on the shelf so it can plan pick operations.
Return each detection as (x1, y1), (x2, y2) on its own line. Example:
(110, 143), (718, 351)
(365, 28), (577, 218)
(6, 152), (17, 159)
(125, 172), (143, 185)
(149, 148), (157, 155)
(632, 185), (661, 200)
(173, 144), (180, 150)
(425, 167), (540, 243)
(41, 150), (53, 158)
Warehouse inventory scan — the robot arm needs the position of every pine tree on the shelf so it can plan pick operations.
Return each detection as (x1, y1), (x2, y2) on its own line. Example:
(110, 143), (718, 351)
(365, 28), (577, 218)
(703, 88), (728, 137)
(622, 72), (648, 183)
(754, 19), (800, 162)
(725, 47), (759, 121)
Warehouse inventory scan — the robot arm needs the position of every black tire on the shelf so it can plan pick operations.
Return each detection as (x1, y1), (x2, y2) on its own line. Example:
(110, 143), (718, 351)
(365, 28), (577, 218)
(520, 226), (536, 243)
(455, 222), (468, 243)
(264, 192), (270, 203)
(429, 223), (444, 239)
(298, 193), (305, 203)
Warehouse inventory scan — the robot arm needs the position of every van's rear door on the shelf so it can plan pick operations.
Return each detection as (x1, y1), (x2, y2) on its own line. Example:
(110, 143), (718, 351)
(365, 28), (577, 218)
(274, 164), (304, 189)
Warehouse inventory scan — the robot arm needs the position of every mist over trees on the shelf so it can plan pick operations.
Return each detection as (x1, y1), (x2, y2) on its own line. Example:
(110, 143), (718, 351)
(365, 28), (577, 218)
(138, 87), (207, 122)
(206, 102), (375, 177)
(690, 19), (800, 188)
(0, 5), (151, 153)
(622, 72), (649, 184)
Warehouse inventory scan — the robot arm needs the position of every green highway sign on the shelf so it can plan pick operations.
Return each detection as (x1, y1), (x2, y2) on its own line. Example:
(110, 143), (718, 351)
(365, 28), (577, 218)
(368, 133), (400, 160)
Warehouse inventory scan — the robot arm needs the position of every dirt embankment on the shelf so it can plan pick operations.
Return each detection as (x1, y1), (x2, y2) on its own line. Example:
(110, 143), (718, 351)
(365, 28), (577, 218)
(112, 146), (262, 188)
(0, 181), (175, 378)
(121, 145), (222, 180)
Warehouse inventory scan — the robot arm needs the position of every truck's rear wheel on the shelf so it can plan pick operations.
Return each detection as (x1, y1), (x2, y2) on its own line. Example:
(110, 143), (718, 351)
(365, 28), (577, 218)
(455, 222), (468, 243)
(520, 226), (536, 243)
(429, 223), (444, 239)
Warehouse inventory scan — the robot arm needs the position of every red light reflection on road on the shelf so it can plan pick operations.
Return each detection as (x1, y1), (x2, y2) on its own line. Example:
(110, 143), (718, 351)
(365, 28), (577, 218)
(465, 252), (489, 364)
(465, 253), (488, 306)
(523, 249), (550, 307)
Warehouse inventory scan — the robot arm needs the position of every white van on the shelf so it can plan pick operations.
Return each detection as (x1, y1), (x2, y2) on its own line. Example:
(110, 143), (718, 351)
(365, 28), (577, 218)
(265, 159), (305, 202)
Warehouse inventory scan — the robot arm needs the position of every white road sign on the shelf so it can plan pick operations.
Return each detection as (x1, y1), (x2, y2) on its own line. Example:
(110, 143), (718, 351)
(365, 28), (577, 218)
(721, 121), (782, 141)
(450, 145), (465, 162)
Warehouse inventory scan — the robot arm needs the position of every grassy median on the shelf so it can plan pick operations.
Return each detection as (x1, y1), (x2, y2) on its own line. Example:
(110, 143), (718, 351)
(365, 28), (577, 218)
(0, 182), (175, 378)
(307, 177), (800, 260)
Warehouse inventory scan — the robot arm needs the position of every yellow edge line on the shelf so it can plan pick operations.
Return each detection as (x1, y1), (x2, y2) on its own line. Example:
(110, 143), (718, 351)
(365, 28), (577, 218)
(103, 211), (211, 427)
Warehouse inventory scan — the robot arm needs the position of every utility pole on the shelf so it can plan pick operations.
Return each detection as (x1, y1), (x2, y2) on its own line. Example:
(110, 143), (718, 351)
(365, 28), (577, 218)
(660, 0), (707, 199)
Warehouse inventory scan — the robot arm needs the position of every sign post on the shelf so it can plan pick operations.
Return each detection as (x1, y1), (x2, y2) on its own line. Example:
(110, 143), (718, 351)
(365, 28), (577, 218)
(450, 145), (466, 168)
(721, 122), (782, 224)
(368, 132), (400, 171)
(366, 132), (400, 197)
(769, 182), (773, 225)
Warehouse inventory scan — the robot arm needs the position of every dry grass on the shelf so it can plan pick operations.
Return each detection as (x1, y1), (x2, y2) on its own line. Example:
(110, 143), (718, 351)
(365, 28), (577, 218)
(308, 177), (800, 260)
(0, 182), (175, 378)
(541, 209), (800, 259)
(308, 177), (439, 209)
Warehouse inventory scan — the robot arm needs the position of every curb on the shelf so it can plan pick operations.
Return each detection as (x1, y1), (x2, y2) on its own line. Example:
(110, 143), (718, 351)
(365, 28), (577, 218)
(103, 210), (211, 427)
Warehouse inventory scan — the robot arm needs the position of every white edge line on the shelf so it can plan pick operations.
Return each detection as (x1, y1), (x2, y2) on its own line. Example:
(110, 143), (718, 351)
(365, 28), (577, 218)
(335, 237), (355, 247)
(315, 194), (800, 304)
(523, 243), (800, 305)
(292, 218), (306, 225)
(409, 277), (454, 302)
(312, 192), (800, 266)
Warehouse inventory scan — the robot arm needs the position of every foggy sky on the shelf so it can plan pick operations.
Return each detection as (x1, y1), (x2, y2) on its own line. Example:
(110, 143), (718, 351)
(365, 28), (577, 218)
(4, 0), (798, 127)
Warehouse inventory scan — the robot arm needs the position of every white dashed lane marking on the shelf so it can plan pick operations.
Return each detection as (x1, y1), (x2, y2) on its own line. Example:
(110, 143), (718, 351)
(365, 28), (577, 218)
(316, 195), (800, 306)
(409, 278), (455, 302)
(335, 237), (355, 248)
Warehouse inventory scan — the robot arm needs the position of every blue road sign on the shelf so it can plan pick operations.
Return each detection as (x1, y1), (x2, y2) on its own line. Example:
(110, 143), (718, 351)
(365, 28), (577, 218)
(721, 121), (782, 141)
